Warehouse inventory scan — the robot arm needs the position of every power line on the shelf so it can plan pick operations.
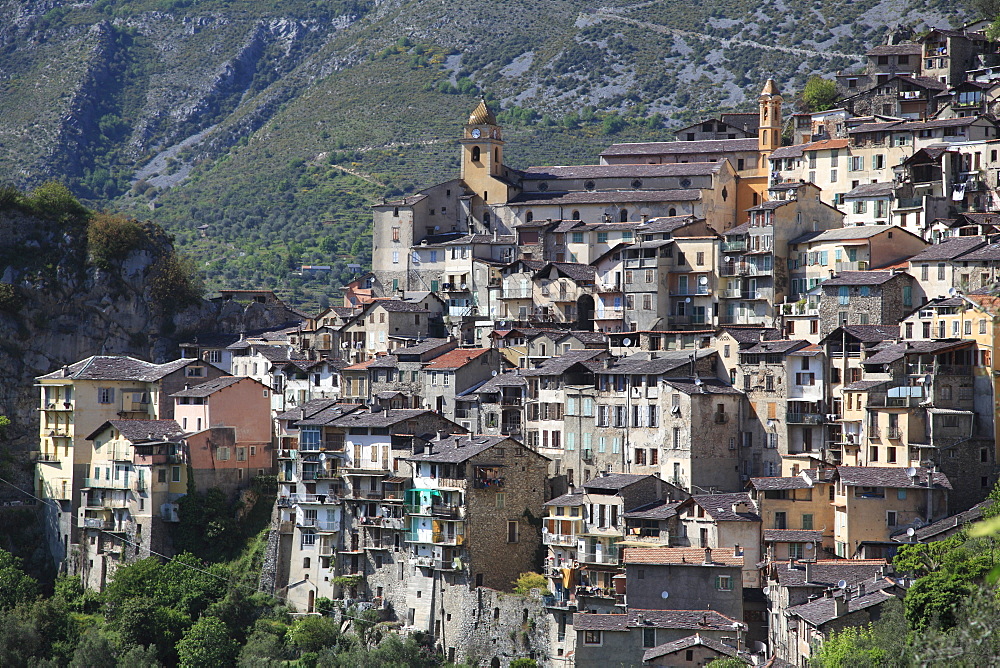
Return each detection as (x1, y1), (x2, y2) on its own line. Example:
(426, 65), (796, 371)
(0, 475), (378, 624)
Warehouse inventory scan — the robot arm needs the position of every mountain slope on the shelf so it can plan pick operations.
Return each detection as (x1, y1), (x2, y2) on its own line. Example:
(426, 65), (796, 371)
(0, 0), (972, 310)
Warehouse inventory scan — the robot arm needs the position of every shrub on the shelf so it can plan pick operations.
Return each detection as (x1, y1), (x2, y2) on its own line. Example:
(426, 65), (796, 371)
(87, 213), (148, 270)
(513, 572), (547, 595)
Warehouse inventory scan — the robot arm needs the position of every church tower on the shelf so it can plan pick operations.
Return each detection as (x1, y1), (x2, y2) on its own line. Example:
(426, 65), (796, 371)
(460, 99), (504, 203)
(758, 78), (782, 167)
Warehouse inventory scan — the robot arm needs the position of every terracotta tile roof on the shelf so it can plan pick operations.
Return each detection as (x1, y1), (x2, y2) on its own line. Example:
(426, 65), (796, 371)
(424, 348), (491, 370)
(623, 546), (744, 567)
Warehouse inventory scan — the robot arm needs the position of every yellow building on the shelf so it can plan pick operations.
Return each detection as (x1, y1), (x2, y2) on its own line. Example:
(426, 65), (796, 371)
(749, 469), (836, 557)
(832, 466), (951, 559)
(35, 356), (215, 564)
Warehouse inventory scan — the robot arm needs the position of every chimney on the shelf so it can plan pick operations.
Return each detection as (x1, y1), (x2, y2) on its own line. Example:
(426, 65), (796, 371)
(704, 547), (713, 564)
(834, 593), (848, 617)
(62, 365), (70, 377)
(803, 559), (813, 583)
(437, 430), (447, 441)
(858, 581), (866, 597)
(733, 544), (741, 557)
(641, 214), (649, 223)
(759, 331), (767, 341)
(184, 383), (191, 390)
(788, 557), (796, 570)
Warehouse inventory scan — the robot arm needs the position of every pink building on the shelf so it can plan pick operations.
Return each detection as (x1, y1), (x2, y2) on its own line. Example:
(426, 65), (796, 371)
(172, 376), (274, 494)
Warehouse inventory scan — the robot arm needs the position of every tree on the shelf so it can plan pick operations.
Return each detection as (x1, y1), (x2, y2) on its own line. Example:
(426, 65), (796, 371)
(800, 77), (838, 112)
(511, 659), (539, 668)
(176, 616), (238, 668)
(68, 629), (117, 668)
(0, 549), (39, 610)
(288, 615), (340, 653)
(117, 645), (162, 668)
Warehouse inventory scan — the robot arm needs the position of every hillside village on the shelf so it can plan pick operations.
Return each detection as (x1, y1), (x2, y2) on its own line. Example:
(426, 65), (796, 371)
(26, 17), (1000, 667)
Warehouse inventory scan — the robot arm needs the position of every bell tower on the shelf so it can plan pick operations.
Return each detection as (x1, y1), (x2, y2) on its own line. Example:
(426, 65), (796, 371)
(460, 99), (504, 203)
(758, 78), (782, 166)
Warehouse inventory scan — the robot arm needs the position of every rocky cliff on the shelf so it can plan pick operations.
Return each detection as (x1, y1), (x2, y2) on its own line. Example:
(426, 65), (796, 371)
(0, 186), (294, 497)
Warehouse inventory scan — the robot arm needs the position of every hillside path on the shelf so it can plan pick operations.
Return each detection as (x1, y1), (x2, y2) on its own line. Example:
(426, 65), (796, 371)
(594, 8), (866, 61)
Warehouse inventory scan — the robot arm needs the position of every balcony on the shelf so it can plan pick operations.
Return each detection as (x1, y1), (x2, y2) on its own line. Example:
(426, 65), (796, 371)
(721, 288), (742, 299)
(502, 288), (532, 299)
(786, 413), (825, 425)
(908, 363), (973, 377)
(713, 412), (730, 424)
(835, 261), (869, 272)
(34, 451), (60, 463)
(597, 281), (622, 293)
(718, 314), (771, 326)
(579, 550), (619, 565)
(413, 555), (435, 568)
(672, 286), (711, 297)
(473, 477), (504, 489)
(721, 240), (747, 252)
(543, 533), (579, 546)
(887, 426), (903, 439)
(82, 518), (114, 530)
(595, 308), (625, 320)
(895, 197), (923, 209)
(83, 478), (129, 490)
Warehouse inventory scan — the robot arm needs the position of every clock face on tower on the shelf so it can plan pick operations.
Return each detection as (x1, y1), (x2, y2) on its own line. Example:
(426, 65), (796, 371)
(471, 128), (481, 138)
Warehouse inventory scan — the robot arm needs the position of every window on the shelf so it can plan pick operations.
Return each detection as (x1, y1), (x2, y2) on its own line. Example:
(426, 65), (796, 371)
(642, 627), (656, 648)
(802, 514), (814, 530)
(715, 575), (733, 591)
(887, 511), (897, 527)
(597, 232), (609, 243)
(583, 631), (602, 645)
(495, 493), (506, 509)
(507, 520), (519, 543)
(171, 466), (181, 482)
(853, 200), (867, 214)
(98, 388), (115, 404)
(696, 251), (705, 265)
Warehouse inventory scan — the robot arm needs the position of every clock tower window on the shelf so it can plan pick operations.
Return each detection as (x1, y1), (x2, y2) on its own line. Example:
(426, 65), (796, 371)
(472, 146), (481, 162)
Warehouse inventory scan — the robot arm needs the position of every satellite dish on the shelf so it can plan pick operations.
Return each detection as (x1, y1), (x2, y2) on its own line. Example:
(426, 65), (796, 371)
(660, 591), (670, 599)
(491, 370), (498, 376)
(685, 297), (692, 303)
(694, 378), (703, 386)
(837, 580), (847, 589)
(906, 467), (917, 477)
(805, 543), (814, 550)
(762, 587), (770, 596)
(433, 225), (440, 230)
(906, 527), (916, 537)
(948, 287), (958, 297)
(698, 276), (708, 285)
(342, 342), (350, 348)
(622, 338), (632, 347)
(460, 283), (468, 290)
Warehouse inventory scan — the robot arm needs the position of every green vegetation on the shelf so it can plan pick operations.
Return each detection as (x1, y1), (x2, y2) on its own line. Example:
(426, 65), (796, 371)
(810, 487), (1000, 666)
(799, 77), (840, 113)
(513, 572), (547, 595)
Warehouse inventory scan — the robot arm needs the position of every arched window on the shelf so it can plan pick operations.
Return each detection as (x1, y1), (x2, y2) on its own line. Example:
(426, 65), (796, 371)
(471, 146), (481, 162)
(483, 212), (491, 226)
(572, 210), (580, 220)
(494, 148), (499, 163)
(620, 209), (628, 222)
(668, 208), (676, 217)
(526, 211), (534, 223)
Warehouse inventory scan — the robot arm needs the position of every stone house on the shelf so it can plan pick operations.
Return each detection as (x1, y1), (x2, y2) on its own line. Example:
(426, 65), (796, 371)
(419, 347), (501, 421)
(403, 435), (549, 631)
(572, 609), (742, 668)
(642, 633), (748, 666)
(338, 295), (446, 361)
(542, 473), (686, 607)
(906, 235), (989, 299)
(674, 493), (762, 588)
(832, 466), (952, 559)
(786, 576), (905, 667)
(475, 371), (527, 441)
(719, 182), (843, 327)
(749, 469), (837, 558)
(622, 546), (744, 620)
(787, 225), (927, 300)
(818, 270), (917, 338)
(77, 420), (185, 590)
(765, 558), (890, 664)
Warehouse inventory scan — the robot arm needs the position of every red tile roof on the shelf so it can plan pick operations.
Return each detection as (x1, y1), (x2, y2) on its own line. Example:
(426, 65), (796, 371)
(623, 547), (744, 567)
(425, 348), (491, 369)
